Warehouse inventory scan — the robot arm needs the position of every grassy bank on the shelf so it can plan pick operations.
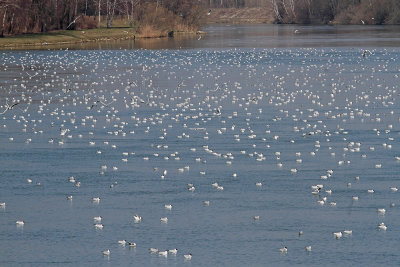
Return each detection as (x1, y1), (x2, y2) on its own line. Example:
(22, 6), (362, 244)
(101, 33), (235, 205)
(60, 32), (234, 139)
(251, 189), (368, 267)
(0, 15), (199, 49)
(0, 28), (138, 49)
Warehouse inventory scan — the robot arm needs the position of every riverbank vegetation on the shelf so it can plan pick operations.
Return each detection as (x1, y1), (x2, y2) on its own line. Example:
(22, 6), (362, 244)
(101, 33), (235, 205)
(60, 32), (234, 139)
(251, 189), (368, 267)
(201, 0), (400, 25)
(0, 0), (203, 38)
(0, 27), (137, 48)
(0, 0), (399, 45)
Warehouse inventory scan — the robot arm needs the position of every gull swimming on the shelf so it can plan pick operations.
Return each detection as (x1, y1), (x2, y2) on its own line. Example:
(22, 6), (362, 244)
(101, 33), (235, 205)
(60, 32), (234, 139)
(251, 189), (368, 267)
(158, 250), (168, 257)
(133, 214), (142, 222)
(343, 230), (352, 235)
(184, 253), (192, 260)
(118, 240), (127, 245)
(168, 248), (178, 254)
(378, 222), (387, 230)
(377, 208), (386, 214)
(333, 232), (342, 239)
(149, 248), (158, 253)
(94, 223), (104, 229)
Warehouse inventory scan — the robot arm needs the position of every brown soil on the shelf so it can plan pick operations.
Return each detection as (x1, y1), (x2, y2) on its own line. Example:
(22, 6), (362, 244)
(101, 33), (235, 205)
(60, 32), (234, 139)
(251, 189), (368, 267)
(205, 8), (275, 24)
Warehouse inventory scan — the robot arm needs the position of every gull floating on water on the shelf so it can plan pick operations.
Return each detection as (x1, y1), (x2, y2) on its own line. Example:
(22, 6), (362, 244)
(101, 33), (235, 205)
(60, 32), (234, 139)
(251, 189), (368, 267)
(158, 250), (168, 257)
(343, 230), (352, 235)
(333, 232), (342, 239)
(94, 223), (104, 229)
(184, 253), (192, 260)
(378, 222), (387, 230)
(118, 240), (127, 245)
(133, 214), (142, 222)
(377, 208), (386, 214)
(149, 248), (158, 253)
(168, 248), (178, 254)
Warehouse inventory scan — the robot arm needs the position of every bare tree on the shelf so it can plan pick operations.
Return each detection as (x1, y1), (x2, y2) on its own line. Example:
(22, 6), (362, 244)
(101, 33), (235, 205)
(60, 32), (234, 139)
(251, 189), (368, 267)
(124, 0), (140, 27)
(0, 1), (19, 37)
(96, 0), (102, 27)
(271, 0), (282, 22)
(1, 5), (7, 37)
(288, 0), (296, 19)
(105, 0), (118, 28)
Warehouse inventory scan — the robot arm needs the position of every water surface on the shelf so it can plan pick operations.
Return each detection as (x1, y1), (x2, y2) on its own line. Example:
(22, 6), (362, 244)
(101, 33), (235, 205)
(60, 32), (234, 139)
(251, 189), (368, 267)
(1, 26), (400, 266)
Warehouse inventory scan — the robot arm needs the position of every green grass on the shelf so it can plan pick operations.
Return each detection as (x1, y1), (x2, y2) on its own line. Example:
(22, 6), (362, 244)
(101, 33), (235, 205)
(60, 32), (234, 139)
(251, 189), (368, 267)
(0, 27), (137, 49)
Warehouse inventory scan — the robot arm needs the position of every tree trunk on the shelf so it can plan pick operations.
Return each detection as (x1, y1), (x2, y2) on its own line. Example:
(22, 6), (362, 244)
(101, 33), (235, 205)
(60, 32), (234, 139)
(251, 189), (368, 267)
(74, 0), (78, 18)
(282, 0), (289, 18)
(125, 0), (130, 21)
(106, 0), (117, 28)
(271, 0), (282, 22)
(306, 0), (312, 17)
(98, 0), (101, 27)
(288, 0), (295, 18)
(9, 11), (14, 34)
(106, 0), (111, 28)
(1, 6), (8, 37)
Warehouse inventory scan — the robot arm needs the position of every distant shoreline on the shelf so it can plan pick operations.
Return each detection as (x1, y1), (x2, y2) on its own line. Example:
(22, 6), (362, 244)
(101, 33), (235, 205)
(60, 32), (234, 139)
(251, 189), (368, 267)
(0, 28), (200, 50)
(205, 7), (400, 25)
(2, 5), (398, 50)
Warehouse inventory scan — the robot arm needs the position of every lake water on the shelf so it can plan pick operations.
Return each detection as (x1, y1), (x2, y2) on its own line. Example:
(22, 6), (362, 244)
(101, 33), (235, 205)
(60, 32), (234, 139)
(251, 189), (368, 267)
(1, 25), (400, 266)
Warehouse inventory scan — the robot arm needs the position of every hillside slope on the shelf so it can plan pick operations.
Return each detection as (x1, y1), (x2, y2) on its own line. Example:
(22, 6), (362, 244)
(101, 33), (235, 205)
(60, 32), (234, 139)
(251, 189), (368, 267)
(205, 8), (275, 24)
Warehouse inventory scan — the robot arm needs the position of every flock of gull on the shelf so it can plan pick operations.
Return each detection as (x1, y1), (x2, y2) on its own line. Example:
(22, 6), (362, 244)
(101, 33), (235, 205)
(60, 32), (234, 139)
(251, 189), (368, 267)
(0, 47), (399, 264)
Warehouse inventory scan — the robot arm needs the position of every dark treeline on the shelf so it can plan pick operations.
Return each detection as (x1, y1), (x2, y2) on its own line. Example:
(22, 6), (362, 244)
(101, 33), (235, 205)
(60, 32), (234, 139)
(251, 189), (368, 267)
(1, 0), (399, 37)
(201, 0), (400, 24)
(269, 0), (400, 24)
(0, 0), (203, 37)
